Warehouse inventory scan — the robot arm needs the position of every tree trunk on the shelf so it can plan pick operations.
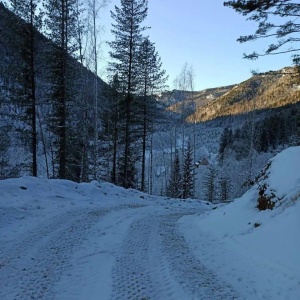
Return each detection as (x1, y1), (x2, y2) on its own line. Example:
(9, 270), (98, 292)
(30, 0), (37, 177)
(58, 0), (67, 179)
(123, 11), (134, 189)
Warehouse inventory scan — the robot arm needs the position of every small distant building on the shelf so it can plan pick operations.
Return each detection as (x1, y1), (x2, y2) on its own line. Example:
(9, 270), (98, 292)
(195, 158), (210, 168)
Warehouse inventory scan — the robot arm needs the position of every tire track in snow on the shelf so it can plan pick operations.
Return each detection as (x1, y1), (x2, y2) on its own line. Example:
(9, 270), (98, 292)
(2, 209), (91, 259)
(0, 208), (108, 300)
(110, 216), (160, 300)
(160, 213), (240, 299)
(111, 209), (239, 300)
(111, 212), (189, 300)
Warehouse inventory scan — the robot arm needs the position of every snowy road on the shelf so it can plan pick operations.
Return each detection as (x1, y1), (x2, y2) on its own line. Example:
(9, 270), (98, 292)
(1, 203), (238, 300)
(111, 211), (238, 300)
(2, 157), (300, 300)
(1, 208), (109, 299)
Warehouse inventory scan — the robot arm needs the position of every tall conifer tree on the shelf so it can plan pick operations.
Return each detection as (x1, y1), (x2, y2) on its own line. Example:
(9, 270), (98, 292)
(108, 0), (148, 188)
(138, 37), (167, 191)
(203, 167), (218, 203)
(9, 0), (41, 176)
(167, 151), (182, 198)
(182, 142), (194, 199)
(44, 0), (80, 179)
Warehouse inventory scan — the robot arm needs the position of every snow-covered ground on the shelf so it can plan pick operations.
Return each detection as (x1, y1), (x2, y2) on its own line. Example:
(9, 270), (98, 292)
(1, 147), (299, 299)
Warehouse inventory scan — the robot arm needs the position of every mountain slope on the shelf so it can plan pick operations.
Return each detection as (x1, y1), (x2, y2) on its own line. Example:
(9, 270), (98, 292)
(164, 67), (300, 123)
(188, 67), (300, 122)
(164, 85), (235, 114)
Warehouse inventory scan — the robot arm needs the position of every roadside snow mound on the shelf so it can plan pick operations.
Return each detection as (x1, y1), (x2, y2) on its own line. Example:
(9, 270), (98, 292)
(180, 146), (300, 299)
(200, 146), (299, 222)
(197, 146), (300, 264)
(189, 147), (300, 277)
(0, 176), (210, 244)
(255, 146), (300, 209)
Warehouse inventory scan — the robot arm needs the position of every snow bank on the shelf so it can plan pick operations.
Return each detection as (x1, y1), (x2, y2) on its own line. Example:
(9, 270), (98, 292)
(180, 146), (300, 299)
(0, 175), (208, 244)
(0, 176), (152, 245)
(0, 175), (211, 300)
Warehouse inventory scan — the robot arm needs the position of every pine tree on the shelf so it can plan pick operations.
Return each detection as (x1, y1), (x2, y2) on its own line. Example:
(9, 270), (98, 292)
(0, 125), (11, 179)
(9, 0), (42, 176)
(182, 142), (194, 199)
(137, 37), (167, 191)
(202, 167), (218, 202)
(44, 0), (81, 179)
(218, 176), (232, 202)
(224, 1), (300, 69)
(0, 5), (22, 178)
(102, 73), (122, 184)
(166, 151), (182, 198)
(108, 0), (148, 188)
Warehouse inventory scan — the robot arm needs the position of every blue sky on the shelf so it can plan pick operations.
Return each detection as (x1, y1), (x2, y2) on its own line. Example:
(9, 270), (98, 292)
(3, 0), (292, 90)
(99, 0), (292, 91)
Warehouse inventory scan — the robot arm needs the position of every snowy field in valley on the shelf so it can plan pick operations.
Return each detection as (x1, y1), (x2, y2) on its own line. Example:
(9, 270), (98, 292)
(0, 147), (299, 300)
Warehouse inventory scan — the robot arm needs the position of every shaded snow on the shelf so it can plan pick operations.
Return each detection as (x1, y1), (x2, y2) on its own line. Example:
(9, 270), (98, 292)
(0, 146), (299, 299)
(180, 146), (300, 299)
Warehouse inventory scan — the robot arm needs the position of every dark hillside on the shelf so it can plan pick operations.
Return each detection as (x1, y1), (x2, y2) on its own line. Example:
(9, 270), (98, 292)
(0, 3), (109, 180)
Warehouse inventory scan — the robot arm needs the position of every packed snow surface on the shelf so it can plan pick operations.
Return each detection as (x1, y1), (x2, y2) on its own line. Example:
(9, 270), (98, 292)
(1, 147), (299, 299)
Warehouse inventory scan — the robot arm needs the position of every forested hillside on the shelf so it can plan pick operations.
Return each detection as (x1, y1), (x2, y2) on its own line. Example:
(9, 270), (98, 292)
(164, 85), (235, 115)
(187, 68), (300, 122)
(0, 1), (168, 192)
(160, 65), (300, 126)
(0, 2), (109, 181)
